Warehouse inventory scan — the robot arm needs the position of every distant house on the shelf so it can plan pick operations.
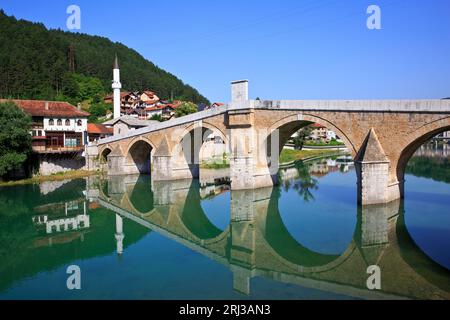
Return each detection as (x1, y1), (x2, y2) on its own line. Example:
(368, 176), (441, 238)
(145, 104), (175, 119)
(211, 102), (225, 109)
(140, 91), (160, 105)
(168, 100), (183, 109)
(103, 116), (158, 136)
(310, 123), (337, 142)
(310, 123), (328, 141)
(104, 90), (163, 119)
(104, 91), (139, 107)
(436, 131), (450, 140)
(87, 124), (113, 142)
(0, 99), (90, 153)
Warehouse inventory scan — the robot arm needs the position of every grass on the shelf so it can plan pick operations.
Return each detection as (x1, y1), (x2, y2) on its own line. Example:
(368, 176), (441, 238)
(0, 170), (101, 187)
(279, 149), (343, 164)
(304, 140), (346, 147)
(200, 161), (230, 170)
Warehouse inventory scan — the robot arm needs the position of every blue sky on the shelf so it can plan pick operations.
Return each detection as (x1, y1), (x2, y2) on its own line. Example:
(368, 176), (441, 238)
(1, 0), (449, 102)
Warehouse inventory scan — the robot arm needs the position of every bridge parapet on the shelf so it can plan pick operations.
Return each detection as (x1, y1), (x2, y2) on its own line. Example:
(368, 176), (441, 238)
(250, 99), (450, 112)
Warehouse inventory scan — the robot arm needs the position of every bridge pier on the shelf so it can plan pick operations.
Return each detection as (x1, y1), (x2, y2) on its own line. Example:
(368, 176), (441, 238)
(153, 156), (199, 181)
(152, 155), (173, 181)
(228, 107), (276, 190)
(231, 265), (252, 296)
(107, 146), (144, 176)
(228, 188), (274, 295)
(356, 129), (401, 205)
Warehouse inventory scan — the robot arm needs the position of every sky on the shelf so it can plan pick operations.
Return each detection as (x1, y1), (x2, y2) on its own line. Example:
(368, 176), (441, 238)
(0, 0), (449, 102)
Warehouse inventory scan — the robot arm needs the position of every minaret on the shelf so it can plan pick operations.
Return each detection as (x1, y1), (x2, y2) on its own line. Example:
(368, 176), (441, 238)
(115, 214), (125, 256)
(112, 54), (122, 119)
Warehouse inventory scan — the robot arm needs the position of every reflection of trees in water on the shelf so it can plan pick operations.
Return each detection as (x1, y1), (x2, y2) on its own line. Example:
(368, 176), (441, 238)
(406, 156), (450, 184)
(280, 161), (319, 202)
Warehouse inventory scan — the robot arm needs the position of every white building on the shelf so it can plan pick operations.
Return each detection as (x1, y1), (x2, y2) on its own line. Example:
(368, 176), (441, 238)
(0, 99), (90, 152)
(103, 116), (159, 136)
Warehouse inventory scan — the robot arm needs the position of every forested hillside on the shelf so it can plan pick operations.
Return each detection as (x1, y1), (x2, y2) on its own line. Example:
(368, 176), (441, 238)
(0, 10), (209, 105)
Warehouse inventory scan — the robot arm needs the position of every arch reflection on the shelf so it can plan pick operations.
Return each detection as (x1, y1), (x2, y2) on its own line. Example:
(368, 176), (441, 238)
(91, 175), (450, 300)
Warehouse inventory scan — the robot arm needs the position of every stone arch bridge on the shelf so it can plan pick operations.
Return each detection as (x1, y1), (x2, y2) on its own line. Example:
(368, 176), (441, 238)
(90, 81), (450, 205)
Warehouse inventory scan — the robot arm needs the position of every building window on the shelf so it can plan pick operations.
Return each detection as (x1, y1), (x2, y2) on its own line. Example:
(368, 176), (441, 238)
(65, 119), (70, 126)
(49, 119), (54, 126)
(65, 133), (82, 148)
(77, 120), (82, 126)
(57, 119), (62, 126)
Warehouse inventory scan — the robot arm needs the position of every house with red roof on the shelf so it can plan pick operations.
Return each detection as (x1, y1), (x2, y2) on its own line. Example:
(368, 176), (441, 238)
(145, 103), (176, 119)
(87, 123), (114, 143)
(0, 99), (90, 153)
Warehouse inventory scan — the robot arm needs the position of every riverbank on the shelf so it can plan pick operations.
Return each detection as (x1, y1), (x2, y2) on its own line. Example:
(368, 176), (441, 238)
(0, 170), (100, 187)
(0, 149), (343, 187)
(279, 149), (345, 164)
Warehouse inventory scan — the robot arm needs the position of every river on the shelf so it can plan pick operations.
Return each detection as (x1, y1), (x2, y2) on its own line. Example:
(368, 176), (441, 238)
(0, 146), (449, 300)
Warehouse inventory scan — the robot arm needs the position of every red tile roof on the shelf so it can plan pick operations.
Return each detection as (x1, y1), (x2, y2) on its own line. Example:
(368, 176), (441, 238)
(167, 101), (183, 109)
(104, 92), (136, 100)
(87, 124), (113, 135)
(312, 123), (326, 128)
(0, 99), (90, 118)
(145, 104), (174, 111)
(141, 91), (158, 98)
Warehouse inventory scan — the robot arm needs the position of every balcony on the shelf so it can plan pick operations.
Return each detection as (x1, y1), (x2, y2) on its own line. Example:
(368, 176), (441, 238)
(32, 145), (84, 154)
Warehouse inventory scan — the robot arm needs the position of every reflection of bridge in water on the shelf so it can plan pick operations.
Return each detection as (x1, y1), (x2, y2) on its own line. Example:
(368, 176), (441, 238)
(87, 175), (450, 300)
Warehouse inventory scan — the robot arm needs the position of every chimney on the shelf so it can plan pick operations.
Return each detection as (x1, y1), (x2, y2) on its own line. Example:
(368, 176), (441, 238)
(77, 103), (82, 111)
(45, 102), (49, 110)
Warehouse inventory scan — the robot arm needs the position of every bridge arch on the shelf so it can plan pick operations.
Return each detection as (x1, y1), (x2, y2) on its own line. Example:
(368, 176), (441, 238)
(257, 113), (357, 194)
(266, 113), (357, 157)
(125, 138), (155, 175)
(178, 181), (230, 241)
(100, 147), (112, 160)
(123, 175), (155, 215)
(257, 192), (358, 273)
(395, 212), (450, 293)
(170, 121), (229, 179)
(395, 117), (450, 197)
(99, 147), (113, 172)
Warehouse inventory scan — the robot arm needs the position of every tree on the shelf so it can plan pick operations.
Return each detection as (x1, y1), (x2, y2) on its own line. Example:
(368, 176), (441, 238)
(0, 11), (210, 105)
(292, 162), (319, 202)
(88, 102), (111, 123)
(293, 125), (314, 150)
(150, 114), (163, 122)
(175, 102), (198, 118)
(0, 102), (32, 177)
